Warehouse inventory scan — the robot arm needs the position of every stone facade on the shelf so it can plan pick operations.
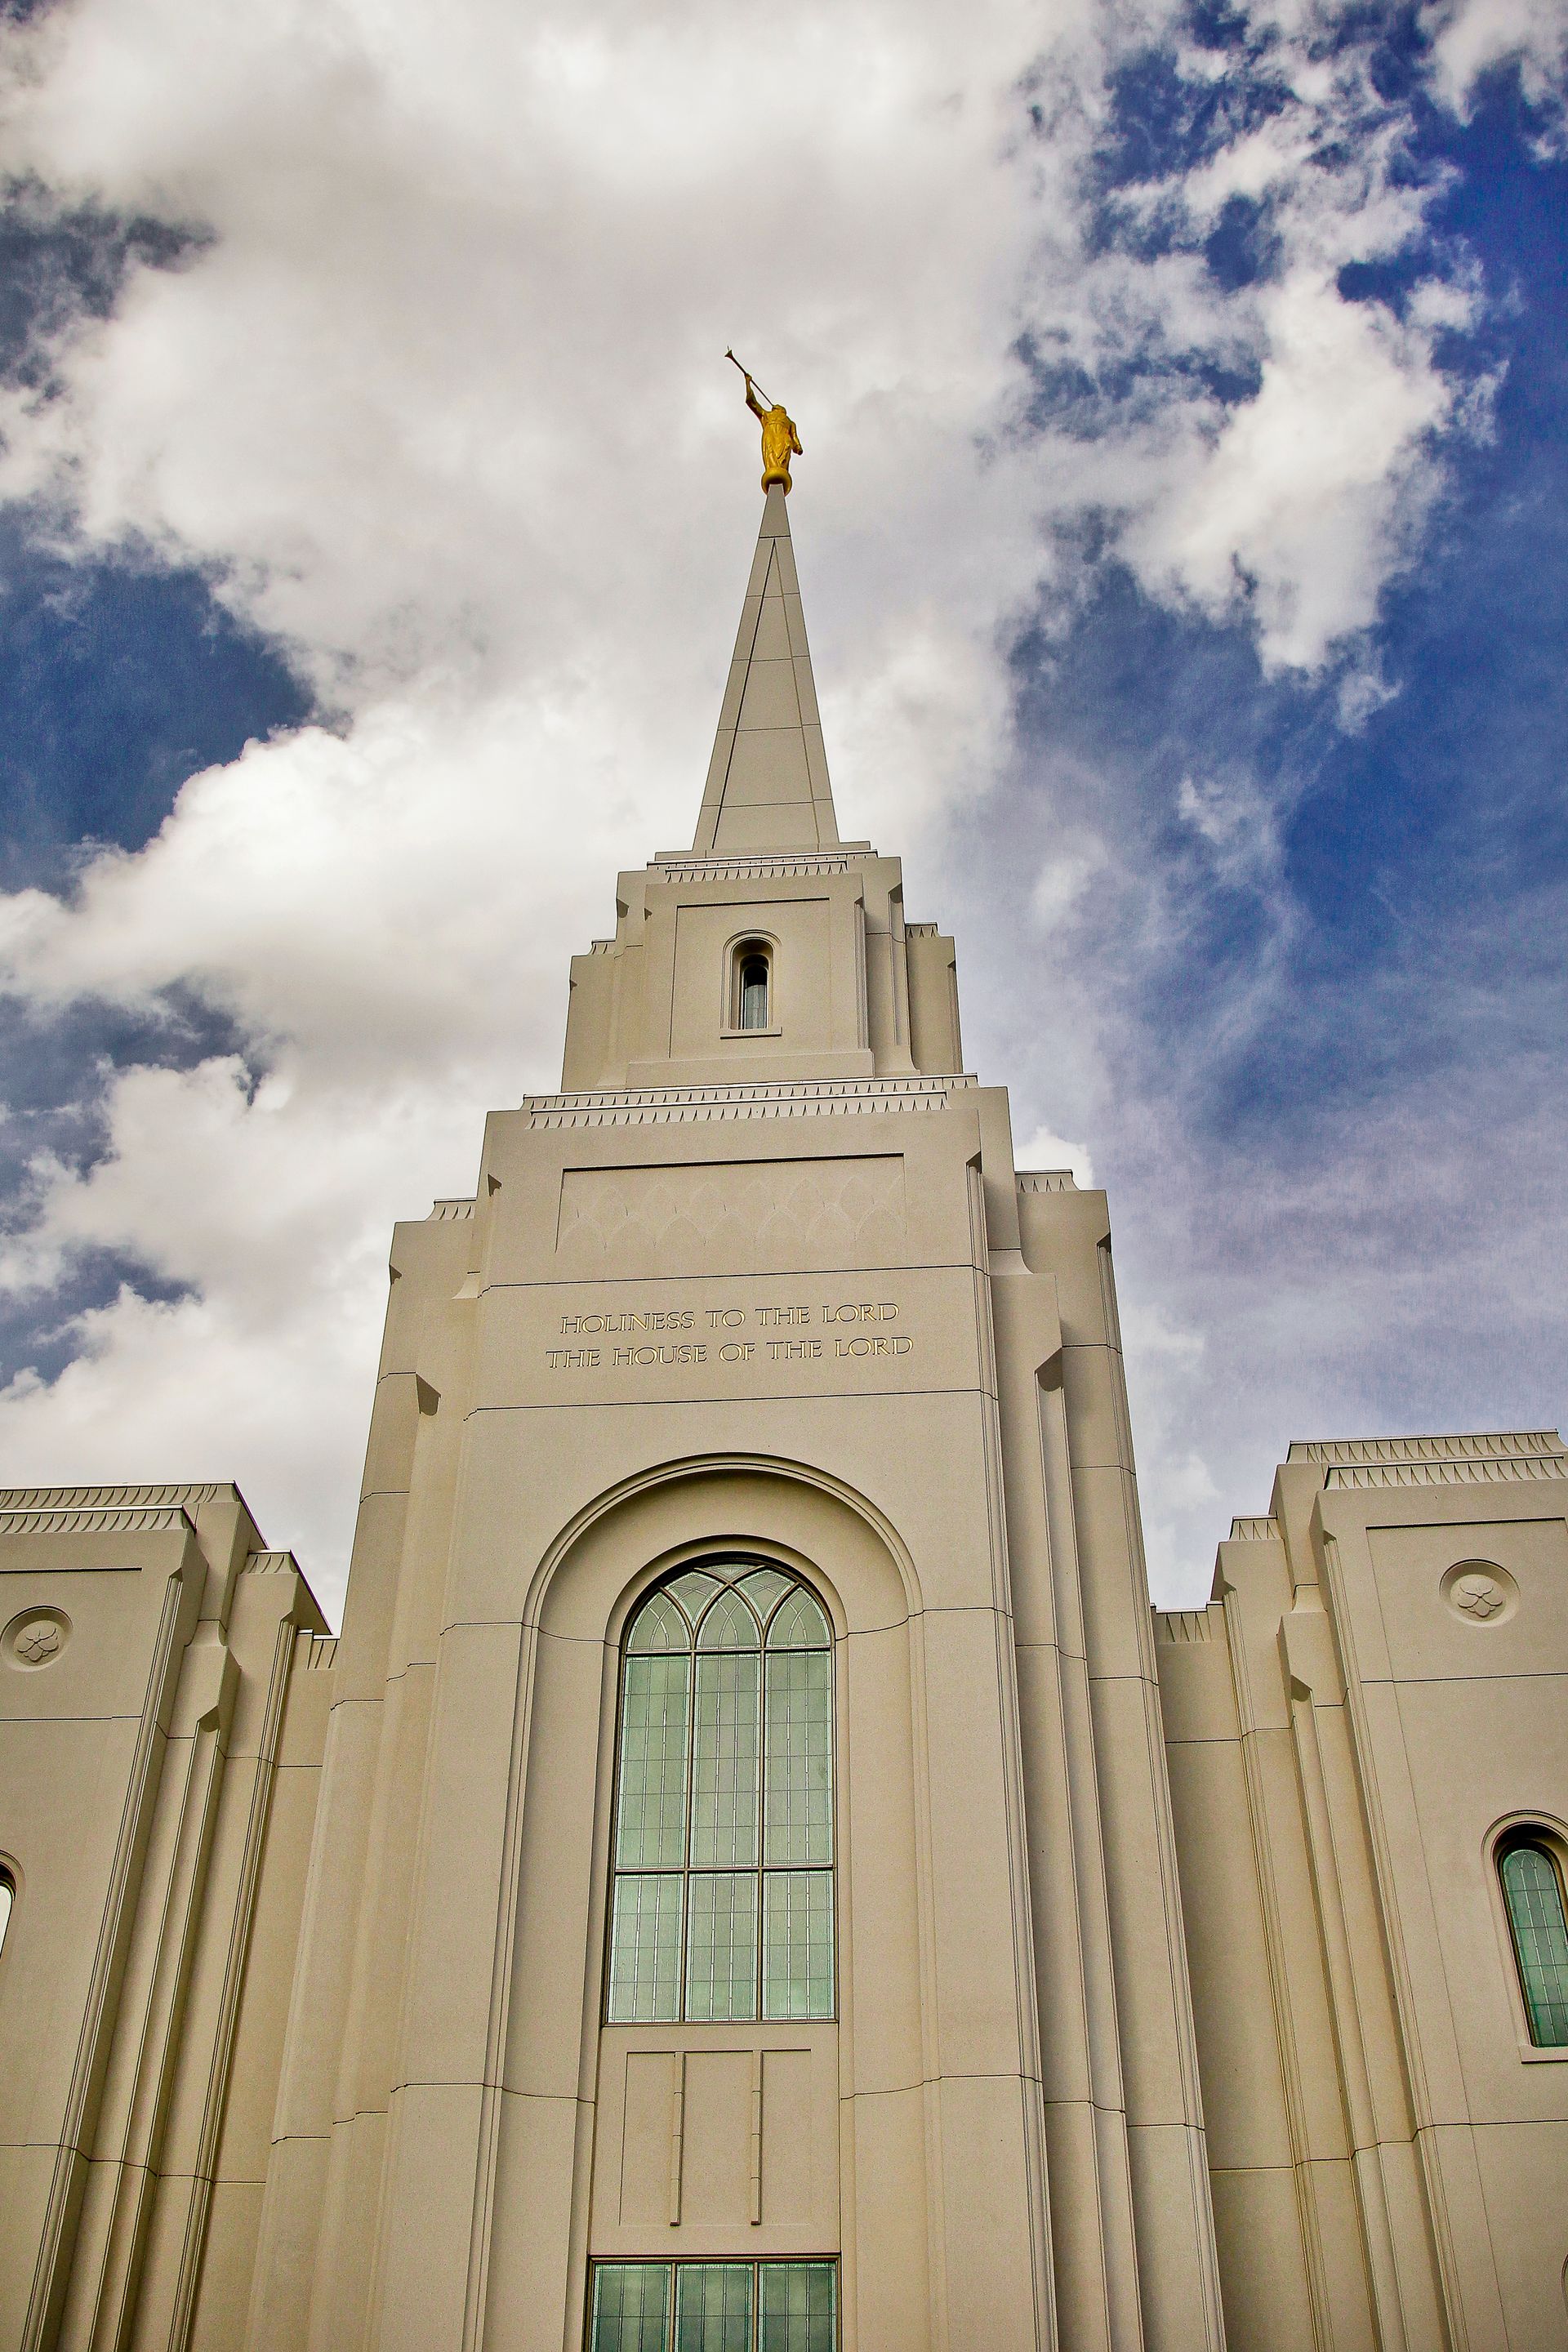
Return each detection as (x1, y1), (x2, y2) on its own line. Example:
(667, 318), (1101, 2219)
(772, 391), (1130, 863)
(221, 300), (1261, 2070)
(2, 488), (1566, 2350)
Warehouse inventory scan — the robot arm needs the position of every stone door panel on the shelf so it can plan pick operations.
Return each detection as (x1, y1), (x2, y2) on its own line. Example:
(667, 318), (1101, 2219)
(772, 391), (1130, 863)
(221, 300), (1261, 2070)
(591, 2023), (838, 2258)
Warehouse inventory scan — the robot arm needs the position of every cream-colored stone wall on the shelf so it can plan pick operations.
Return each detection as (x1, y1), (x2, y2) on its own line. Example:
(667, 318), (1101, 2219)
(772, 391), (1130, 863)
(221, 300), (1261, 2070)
(1158, 1430), (1568, 2350)
(0, 1487), (326, 2351)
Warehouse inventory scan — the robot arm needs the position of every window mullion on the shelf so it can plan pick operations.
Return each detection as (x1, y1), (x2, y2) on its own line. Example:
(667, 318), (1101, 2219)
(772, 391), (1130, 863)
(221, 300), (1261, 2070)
(682, 1617), (697, 2020)
(751, 1654), (764, 2020)
(760, 1651), (769, 2019)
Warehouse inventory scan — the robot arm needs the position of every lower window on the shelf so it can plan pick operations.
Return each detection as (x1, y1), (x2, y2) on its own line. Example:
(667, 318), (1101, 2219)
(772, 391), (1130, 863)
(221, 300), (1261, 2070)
(1499, 1835), (1568, 2047)
(590, 2260), (835, 2351)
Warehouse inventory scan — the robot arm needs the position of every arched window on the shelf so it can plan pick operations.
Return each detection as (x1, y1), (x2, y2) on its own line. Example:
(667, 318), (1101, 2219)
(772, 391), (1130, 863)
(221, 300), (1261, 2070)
(608, 1560), (833, 2024)
(0, 1869), (12, 1965)
(734, 944), (772, 1032)
(1499, 1835), (1568, 2047)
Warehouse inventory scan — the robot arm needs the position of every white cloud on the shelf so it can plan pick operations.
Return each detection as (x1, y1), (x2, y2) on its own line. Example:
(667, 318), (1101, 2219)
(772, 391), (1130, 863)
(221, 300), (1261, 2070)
(1126, 265), (1459, 667)
(1017, 1125), (1097, 1187)
(0, 0), (1529, 1613)
(1094, 38), (1482, 668)
(0, 685), (675, 1597)
(1031, 841), (1106, 929)
(1425, 0), (1568, 143)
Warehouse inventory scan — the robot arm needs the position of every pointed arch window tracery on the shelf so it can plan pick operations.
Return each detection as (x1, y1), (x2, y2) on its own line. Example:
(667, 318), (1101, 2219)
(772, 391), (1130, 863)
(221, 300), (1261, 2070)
(608, 1560), (834, 2024)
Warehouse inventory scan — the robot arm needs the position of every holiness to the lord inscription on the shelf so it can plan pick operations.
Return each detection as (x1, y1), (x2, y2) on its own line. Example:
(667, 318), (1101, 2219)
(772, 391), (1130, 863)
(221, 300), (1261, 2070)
(545, 1299), (913, 1371)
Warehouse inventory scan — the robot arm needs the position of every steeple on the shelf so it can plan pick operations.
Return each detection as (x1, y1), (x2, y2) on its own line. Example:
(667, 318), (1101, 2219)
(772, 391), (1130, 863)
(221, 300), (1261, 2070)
(560, 470), (964, 1093)
(691, 484), (840, 855)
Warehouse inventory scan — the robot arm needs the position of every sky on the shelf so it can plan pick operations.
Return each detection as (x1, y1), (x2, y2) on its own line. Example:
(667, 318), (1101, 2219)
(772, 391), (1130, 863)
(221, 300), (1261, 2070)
(0, 0), (1563, 1620)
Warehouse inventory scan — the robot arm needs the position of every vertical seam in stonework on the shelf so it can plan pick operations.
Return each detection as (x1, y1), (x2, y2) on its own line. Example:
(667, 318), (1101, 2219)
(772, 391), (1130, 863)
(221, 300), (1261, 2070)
(713, 546), (774, 833)
(779, 556), (807, 732)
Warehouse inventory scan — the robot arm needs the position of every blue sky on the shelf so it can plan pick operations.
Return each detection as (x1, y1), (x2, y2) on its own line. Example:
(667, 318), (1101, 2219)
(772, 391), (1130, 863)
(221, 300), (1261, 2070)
(0, 0), (1562, 1612)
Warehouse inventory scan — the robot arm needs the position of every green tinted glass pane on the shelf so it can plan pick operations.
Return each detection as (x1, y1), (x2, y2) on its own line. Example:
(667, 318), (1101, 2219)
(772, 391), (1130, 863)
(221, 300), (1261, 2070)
(1503, 1845), (1568, 2046)
(608, 1874), (682, 2023)
(692, 1652), (760, 1869)
(758, 2261), (835, 2352)
(685, 1872), (758, 2020)
(592, 2262), (671, 2352)
(764, 1650), (831, 1865)
(628, 1591), (690, 1655)
(737, 1568), (791, 1622)
(617, 1653), (691, 1869)
(763, 1870), (833, 2020)
(675, 2261), (753, 2351)
(668, 1570), (723, 1621)
(767, 1589), (829, 1650)
(697, 1592), (761, 1651)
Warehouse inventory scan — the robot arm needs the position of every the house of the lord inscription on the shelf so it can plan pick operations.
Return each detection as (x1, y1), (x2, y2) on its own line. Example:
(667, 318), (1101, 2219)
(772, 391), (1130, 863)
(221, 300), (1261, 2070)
(545, 1298), (912, 1373)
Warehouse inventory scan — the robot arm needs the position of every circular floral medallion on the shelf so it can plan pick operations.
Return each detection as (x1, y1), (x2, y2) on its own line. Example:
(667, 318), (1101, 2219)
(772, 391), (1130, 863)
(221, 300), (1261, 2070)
(2, 1606), (72, 1668)
(1440, 1560), (1518, 1626)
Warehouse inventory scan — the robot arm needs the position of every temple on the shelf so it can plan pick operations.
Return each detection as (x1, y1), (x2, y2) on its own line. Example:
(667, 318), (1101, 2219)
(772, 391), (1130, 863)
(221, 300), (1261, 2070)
(3, 480), (1567, 2352)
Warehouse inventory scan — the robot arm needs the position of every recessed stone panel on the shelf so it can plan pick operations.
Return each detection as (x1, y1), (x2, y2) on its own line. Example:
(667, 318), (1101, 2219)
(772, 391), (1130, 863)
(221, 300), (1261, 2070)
(679, 2050), (753, 2225)
(556, 1156), (906, 1277)
(619, 2051), (675, 2225)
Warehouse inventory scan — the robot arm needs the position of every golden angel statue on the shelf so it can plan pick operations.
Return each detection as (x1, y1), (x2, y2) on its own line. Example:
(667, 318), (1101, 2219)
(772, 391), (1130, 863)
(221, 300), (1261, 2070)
(735, 364), (802, 492)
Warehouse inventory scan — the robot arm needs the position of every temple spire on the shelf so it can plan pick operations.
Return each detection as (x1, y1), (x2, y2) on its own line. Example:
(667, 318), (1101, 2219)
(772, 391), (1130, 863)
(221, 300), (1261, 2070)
(691, 484), (840, 856)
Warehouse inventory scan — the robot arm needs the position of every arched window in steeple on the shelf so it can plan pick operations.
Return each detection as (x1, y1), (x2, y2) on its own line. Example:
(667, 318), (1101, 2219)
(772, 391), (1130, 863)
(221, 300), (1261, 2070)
(0, 1869), (13, 1966)
(732, 942), (773, 1032)
(607, 1560), (833, 2024)
(1500, 1833), (1568, 2047)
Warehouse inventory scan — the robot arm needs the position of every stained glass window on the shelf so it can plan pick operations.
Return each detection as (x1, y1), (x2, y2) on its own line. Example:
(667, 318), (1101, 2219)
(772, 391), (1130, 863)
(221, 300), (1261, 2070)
(1500, 1838), (1568, 2047)
(617, 1653), (691, 1870)
(757, 2262), (836, 2352)
(691, 1650), (760, 1868)
(592, 2262), (671, 2352)
(763, 1871), (834, 2021)
(608, 1873), (684, 2024)
(607, 1561), (834, 2022)
(590, 2264), (835, 2352)
(764, 1647), (831, 1864)
(686, 1871), (760, 2021)
(675, 2260), (753, 2352)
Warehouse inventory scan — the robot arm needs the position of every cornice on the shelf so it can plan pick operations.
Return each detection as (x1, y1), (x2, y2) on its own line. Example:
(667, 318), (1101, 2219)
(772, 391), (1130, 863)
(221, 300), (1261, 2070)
(522, 1076), (974, 1129)
(1156, 1607), (1220, 1643)
(1323, 1454), (1567, 1491)
(649, 848), (873, 881)
(1285, 1429), (1567, 1490)
(0, 1481), (223, 1512)
(1288, 1431), (1564, 1467)
(0, 1503), (192, 1536)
